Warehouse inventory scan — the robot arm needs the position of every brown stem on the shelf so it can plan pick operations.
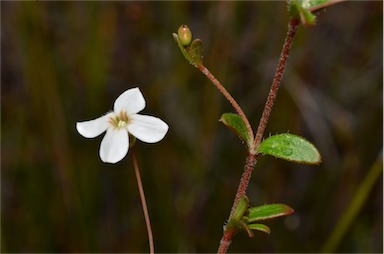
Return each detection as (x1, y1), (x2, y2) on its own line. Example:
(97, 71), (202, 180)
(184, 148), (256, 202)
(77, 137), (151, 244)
(197, 64), (255, 152)
(253, 18), (299, 150)
(131, 150), (154, 254)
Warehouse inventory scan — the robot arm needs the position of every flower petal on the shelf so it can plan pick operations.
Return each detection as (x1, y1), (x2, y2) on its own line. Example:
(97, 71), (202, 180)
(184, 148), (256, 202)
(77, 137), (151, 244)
(99, 128), (129, 163)
(114, 87), (146, 115)
(127, 114), (169, 143)
(76, 113), (113, 138)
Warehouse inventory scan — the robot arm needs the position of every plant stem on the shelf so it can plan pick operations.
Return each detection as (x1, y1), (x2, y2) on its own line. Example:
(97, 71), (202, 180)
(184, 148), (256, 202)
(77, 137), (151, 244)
(197, 64), (255, 153)
(217, 18), (299, 254)
(131, 150), (154, 254)
(217, 153), (257, 254)
(217, 228), (236, 254)
(253, 17), (299, 150)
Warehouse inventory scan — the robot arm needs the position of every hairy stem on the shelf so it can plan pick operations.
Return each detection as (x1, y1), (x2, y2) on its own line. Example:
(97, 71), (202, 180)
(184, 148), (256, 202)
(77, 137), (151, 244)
(197, 64), (255, 152)
(217, 228), (236, 254)
(131, 150), (154, 254)
(217, 18), (299, 254)
(254, 18), (299, 150)
(217, 153), (257, 254)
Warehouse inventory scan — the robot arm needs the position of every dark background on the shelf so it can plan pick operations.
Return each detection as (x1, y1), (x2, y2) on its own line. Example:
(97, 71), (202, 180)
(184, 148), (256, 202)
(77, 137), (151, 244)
(1, 1), (382, 253)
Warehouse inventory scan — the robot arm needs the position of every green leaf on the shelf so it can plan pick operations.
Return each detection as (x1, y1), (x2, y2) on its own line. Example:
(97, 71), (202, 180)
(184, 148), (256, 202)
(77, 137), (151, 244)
(307, 0), (346, 12)
(288, 0), (317, 26)
(248, 223), (271, 234)
(188, 39), (203, 67)
(172, 33), (192, 63)
(231, 195), (249, 221)
(226, 219), (254, 238)
(173, 31), (203, 67)
(294, 0), (330, 10)
(246, 203), (294, 223)
(289, 0), (344, 26)
(257, 133), (321, 164)
(220, 113), (251, 146)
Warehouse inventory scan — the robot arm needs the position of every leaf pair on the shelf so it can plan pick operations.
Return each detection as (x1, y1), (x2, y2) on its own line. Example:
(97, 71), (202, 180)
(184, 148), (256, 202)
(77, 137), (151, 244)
(226, 195), (294, 237)
(220, 113), (321, 164)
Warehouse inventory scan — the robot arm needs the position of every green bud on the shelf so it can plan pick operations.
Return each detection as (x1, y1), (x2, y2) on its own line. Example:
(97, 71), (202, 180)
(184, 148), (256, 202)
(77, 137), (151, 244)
(177, 25), (192, 46)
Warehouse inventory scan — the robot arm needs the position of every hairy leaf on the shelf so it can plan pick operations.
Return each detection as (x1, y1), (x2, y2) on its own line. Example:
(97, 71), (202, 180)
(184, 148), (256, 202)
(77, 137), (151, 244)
(248, 223), (271, 234)
(258, 133), (321, 164)
(220, 113), (251, 146)
(247, 203), (294, 223)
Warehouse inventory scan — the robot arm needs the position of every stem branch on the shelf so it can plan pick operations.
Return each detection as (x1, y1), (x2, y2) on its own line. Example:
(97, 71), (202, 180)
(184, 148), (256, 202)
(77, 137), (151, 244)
(131, 150), (154, 254)
(197, 64), (255, 152)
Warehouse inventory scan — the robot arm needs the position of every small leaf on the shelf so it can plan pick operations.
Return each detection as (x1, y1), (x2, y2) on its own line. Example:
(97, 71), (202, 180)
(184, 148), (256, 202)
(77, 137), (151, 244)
(188, 39), (203, 67)
(225, 218), (255, 238)
(248, 223), (271, 234)
(246, 203), (294, 223)
(220, 113), (251, 146)
(257, 133), (321, 164)
(231, 195), (249, 221)
(288, 0), (317, 26)
(291, 0), (330, 10)
(307, 0), (346, 13)
(172, 33), (192, 63)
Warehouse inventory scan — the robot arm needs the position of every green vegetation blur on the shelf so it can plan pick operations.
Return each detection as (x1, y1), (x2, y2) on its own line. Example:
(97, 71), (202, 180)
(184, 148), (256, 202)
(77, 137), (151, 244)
(1, 1), (382, 253)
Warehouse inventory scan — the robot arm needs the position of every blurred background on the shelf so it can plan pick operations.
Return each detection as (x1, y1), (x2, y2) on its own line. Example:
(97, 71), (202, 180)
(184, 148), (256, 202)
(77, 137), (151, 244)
(1, 1), (382, 253)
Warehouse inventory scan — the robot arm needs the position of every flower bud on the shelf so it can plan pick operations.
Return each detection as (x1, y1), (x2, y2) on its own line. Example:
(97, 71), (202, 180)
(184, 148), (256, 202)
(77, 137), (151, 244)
(177, 25), (192, 46)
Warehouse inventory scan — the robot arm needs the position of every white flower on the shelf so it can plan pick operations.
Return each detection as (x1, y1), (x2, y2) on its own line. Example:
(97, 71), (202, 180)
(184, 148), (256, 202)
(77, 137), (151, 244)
(76, 87), (169, 163)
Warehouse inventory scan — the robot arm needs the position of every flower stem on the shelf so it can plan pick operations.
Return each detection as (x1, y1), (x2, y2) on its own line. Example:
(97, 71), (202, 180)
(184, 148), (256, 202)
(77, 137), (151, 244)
(131, 150), (154, 254)
(253, 17), (299, 150)
(197, 64), (255, 152)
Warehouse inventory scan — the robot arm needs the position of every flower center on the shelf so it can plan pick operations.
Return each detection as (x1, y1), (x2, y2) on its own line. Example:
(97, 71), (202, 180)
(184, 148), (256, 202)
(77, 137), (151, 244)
(109, 111), (131, 129)
(117, 120), (127, 128)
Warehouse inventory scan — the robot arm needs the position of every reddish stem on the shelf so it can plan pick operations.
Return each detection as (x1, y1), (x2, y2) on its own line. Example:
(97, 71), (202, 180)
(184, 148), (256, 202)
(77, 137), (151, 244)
(217, 228), (236, 254)
(131, 150), (154, 254)
(217, 153), (256, 254)
(253, 18), (299, 149)
(197, 64), (255, 152)
(217, 18), (299, 254)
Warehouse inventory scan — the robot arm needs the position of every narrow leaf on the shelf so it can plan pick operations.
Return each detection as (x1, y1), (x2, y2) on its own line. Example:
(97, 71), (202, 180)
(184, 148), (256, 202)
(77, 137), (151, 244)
(226, 218), (255, 238)
(188, 39), (203, 67)
(232, 195), (249, 221)
(248, 223), (271, 234)
(220, 113), (251, 146)
(246, 203), (294, 223)
(306, 0), (344, 12)
(257, 133), (321, 164)
(172, 33), (192, 63)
